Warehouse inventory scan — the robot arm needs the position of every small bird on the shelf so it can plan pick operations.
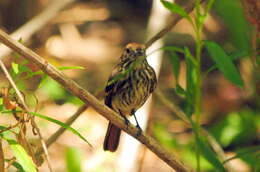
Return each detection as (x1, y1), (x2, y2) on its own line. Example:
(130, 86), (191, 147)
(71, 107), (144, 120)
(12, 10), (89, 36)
(103, 43), (157, 152)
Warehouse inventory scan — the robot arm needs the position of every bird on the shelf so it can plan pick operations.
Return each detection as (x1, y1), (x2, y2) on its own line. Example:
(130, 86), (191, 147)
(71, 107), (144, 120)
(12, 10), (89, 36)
(103, 42), (157, 152)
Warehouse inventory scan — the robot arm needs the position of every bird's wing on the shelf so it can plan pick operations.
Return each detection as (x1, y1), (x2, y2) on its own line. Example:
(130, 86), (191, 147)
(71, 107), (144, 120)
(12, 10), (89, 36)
(149, 67), (157, 93)
(104, 63), (126, 108)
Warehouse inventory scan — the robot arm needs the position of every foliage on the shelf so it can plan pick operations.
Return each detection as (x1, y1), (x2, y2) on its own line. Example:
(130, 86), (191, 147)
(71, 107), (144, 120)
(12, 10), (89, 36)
(160, 0), (257, 171)
(66, 147), (82, 172)
(0, 55), (88, 171)
(0, 0), (258, 171)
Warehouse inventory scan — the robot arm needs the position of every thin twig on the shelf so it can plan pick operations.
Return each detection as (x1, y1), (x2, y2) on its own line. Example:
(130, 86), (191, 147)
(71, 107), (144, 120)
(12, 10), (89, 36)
(0, 122), (21, 133)
(0, 29), (190, 172)
(0, 139), (4, 172)
(145, 0), (206, 48)
(0, 60), (53, 172)
(5, 157), (16, 171)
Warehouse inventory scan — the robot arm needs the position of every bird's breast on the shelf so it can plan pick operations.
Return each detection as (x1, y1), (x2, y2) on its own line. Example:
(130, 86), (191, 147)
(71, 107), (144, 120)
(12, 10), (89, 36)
(111, 67), (155, 115)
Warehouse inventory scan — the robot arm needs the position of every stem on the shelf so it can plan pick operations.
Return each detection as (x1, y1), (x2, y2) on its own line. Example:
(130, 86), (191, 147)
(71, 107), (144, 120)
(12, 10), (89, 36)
(194, 0), (203, 170)
(194, 38), (202, 172)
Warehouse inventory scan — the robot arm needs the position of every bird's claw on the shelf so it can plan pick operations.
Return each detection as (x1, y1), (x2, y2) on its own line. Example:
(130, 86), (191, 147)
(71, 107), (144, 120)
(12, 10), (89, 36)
(136, 124), (142, 137)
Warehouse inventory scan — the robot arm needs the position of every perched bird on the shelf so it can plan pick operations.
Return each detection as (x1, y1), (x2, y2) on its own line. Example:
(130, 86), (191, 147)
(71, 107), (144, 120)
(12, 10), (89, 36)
(103, 43), (157, 152)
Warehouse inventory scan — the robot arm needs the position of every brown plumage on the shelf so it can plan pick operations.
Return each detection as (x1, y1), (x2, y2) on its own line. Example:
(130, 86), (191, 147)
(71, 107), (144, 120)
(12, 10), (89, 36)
(103, 43), (157, 152)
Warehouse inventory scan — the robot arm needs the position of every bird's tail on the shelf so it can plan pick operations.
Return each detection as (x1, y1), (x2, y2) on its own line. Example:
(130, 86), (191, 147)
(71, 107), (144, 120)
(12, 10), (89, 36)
(103, 122), (121, 152)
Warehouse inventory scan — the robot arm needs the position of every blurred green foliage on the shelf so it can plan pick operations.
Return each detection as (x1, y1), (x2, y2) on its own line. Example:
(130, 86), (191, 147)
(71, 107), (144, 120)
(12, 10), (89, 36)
(205, 41), (244, 87)
(210, 109), (259, 147)
(153, 122), (178, 149)
(66, 147), (82, 172)
(213, 0), (251, 53)
(158, 0), (257, 171)
(39, 77), (83, 105)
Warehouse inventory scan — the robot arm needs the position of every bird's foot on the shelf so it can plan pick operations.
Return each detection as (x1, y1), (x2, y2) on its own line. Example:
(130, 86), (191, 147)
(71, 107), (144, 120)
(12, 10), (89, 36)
(123, 116), (130, 128)
(136, 124), (142, 137)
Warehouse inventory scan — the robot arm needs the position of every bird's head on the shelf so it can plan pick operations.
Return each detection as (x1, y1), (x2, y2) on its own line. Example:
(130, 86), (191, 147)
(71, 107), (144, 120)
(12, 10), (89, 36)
(121, 43), (146, 61)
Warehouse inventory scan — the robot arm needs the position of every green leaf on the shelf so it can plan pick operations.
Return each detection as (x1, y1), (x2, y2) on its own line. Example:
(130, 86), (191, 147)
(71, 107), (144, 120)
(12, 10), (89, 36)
(11, 161), (26, 172)
(58, 66), (85, 70)
(38, 78), (66, 99)
(175, 84), (186, 97)
(19, 65), (31, 74)
(205, 41), (243, 87)
(169, 52), (180, 80)
(11, 62), (19, 74)
(213, 0), (251, 52)
(184, 47), (197, 116)
(161, 0), (192, 23)
(30, 112), (92, 147)
(230, 51), (248, 60)
(66, 147), (82, 172)
(205, 0), (216, 14)
(0, 105), (3, 112)
(7, 139), (37, 172)
(29, 66), (84, 78)
(196, 136), (226, 172)
(205, 50), (248, 75)
(161, 46), (185, 54)
(197, 14), (206, 26)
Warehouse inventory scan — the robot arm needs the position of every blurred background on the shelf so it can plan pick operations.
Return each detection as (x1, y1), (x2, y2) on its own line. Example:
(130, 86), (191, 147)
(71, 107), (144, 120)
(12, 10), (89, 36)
(0, 0), (259, 172)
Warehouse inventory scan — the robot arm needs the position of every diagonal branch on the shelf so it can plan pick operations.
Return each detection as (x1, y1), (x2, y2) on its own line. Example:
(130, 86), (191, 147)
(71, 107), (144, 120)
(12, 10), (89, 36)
(0, 29), (190, 172)
(35, 0), (207, 158)
(0, 0), (208, 171)
(145, 0), (206, 48)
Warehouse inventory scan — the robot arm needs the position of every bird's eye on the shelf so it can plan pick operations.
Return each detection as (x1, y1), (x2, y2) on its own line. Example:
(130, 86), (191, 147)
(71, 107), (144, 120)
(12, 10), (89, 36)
(125, 48), (131, 53)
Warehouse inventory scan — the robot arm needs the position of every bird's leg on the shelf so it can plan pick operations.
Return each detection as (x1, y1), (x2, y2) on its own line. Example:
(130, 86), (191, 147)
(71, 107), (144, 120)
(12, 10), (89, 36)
(131, 110), (142, 136)
(119, 110), (129, 127)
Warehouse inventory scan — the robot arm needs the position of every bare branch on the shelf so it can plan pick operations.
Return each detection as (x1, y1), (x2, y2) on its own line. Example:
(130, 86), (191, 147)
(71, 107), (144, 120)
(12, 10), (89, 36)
(145, 0), (206, 48)
(0, 29), (190, 172)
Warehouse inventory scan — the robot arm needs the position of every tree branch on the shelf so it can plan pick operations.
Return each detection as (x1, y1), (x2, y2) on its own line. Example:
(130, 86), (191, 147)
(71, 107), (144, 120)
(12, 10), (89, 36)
(145, 0), (206, 48)
(0, 29), (190, 172)
(36, 0), (207, 159)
